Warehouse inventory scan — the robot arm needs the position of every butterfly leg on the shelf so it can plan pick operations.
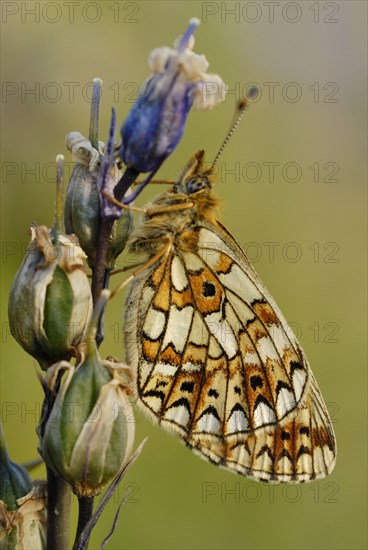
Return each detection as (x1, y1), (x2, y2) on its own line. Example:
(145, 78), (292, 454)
(145, 201), (194, 216)
(110, 237), (173, 298)
(101, 190), (146, 213)
(110, 263), (146, 276)
(103, 190), (194, 217)
(133, 179), (176, 186)
(102, 190), (194, 217)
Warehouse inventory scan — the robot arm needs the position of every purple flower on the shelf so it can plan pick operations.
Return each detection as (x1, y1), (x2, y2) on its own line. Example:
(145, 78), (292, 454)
(120, 18), (226, 202)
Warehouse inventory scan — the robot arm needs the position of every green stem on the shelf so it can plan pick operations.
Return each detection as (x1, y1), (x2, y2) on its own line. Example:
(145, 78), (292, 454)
(113, 167), (140, 201)
(89, 78), (102, 150)
(86, 288), (111, 355)
(22, 457), (44, 471)
(46, 467), (71, 550)
(51, 153), (65, 243)
(73, 496), (94, 550)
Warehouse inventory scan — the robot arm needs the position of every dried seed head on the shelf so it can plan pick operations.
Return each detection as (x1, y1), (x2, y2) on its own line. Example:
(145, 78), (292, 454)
(0, 480), (47, 549)
(41, 292), (135, 497)
(64, 143), (133, 268)
(8, 224), (92, 370)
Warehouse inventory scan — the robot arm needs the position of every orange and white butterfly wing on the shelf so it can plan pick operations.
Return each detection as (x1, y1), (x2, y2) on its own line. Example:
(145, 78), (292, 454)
(124, 219), (336, 482)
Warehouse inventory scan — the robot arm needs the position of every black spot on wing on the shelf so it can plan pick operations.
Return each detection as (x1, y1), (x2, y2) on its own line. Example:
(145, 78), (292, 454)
(296, 445), (311, 459)
(250, 298), (268, 307)
(167, 397), (191, 411)
(180, 381), (195, 393)
(275, 380), (292, 394)
(256, 445), (274, 460)
(290, 361), (304, 374)
(254, 394), (273, 409)
(144, 389), (165, 401)
(250, 375), (263, 391)
(202, 281), (216, 297)
(197, 405), (221, 422)
(280, 448), (292, 460)
(227, 402), (248, 419)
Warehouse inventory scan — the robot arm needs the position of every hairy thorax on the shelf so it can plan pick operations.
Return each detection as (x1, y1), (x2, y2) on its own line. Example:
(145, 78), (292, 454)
(128, 189), (221, 257)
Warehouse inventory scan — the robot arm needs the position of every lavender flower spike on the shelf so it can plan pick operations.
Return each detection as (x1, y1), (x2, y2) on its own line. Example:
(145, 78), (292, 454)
(120, 18), (226, 202)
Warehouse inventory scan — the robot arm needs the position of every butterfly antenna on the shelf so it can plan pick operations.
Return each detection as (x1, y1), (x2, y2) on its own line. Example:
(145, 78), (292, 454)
(209, 86), (258, 173)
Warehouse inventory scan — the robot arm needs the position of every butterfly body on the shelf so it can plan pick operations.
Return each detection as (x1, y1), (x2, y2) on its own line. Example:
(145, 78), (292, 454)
(124, 150), (336, 482)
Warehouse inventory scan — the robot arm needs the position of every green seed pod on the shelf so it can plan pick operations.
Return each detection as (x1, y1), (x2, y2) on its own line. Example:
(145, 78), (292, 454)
(42, 291), (135, 497)
(65, 79), (133, 268)
(8, 224), (93, 370)
(64, 139), (133, 269)
(0, 423), (32, 511)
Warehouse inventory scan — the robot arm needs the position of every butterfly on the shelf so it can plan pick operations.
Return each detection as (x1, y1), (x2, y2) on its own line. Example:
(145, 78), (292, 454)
(121, 147), (336, 483)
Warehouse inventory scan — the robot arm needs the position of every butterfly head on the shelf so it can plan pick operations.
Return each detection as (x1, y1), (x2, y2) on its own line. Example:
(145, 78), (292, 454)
(172, 96), (255, 199)
(173, 149), (215, 196)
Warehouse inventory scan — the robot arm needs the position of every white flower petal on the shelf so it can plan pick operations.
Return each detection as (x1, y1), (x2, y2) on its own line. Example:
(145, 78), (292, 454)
(177, 52), (209, 79)
(194, 74), (227, 111)
(148, 47), (174, 73)
(173, 33), (195, 51)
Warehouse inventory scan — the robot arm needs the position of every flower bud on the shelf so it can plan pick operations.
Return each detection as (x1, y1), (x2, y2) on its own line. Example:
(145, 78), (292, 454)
(8, 224), (93, 370)
(42, 291), (135, 497)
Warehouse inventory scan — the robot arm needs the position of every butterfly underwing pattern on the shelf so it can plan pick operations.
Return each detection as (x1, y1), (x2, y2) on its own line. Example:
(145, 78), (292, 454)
(124, 149), (336, 482)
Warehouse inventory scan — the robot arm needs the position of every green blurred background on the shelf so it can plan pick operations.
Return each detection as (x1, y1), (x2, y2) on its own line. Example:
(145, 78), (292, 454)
(1, 1), (366, 548)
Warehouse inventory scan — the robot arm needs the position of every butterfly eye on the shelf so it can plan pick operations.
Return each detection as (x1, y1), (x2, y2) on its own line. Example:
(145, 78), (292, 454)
(186, 176), (209, 194)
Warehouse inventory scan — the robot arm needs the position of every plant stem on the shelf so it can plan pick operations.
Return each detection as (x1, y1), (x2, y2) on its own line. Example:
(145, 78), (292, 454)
(113, 167), (140, 202)
(54, 155), (65, 235)
(73, 496), (94, 550)
(46, 467), (71, 550)
(89, 78), (102, 150)
(91, 167), (139, 345)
